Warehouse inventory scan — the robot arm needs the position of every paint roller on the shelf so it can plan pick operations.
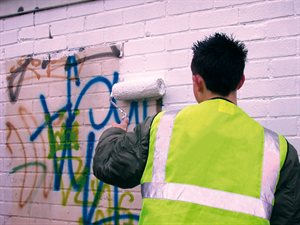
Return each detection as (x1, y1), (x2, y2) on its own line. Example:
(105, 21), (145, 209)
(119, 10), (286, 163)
(110, 78), (166, 119)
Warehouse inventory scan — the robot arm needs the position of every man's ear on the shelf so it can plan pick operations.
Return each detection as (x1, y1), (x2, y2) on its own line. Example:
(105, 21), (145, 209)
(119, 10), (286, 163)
(237, 74), (245, 90)
(192, 75), (204, 92)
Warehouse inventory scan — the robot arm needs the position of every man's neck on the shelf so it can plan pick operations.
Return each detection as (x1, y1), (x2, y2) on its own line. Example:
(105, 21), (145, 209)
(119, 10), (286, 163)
(203, 92), (237, 105)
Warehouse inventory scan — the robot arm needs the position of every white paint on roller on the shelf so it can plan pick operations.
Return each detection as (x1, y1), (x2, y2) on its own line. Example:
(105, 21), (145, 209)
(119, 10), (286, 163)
(111, 78), (166, 101)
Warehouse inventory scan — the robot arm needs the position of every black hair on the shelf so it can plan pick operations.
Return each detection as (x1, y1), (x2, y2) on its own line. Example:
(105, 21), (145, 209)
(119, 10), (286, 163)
(191, 33), (248, 96)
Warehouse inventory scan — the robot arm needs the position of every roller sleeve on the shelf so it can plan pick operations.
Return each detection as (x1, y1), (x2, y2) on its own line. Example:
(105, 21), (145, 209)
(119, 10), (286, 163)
(111, 78), (166, 101)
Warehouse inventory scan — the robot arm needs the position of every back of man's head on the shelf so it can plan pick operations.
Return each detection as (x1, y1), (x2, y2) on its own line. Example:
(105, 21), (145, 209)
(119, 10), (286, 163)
(191, 33), (248, 96)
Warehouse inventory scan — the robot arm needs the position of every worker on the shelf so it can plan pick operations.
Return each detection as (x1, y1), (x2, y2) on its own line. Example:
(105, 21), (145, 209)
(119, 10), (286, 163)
(93, 33), (300, 225)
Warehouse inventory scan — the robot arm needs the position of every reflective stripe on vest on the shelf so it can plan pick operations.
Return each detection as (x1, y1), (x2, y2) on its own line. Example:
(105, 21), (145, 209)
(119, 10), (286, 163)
(152, 110), (180, 182)
(141, 111), (280, 220)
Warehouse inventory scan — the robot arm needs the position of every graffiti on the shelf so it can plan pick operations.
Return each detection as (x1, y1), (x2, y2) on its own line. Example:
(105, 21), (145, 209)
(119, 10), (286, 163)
(7, 46), (121, 103)
(5, 48), (146, 224)
(6, 106), (52, 208)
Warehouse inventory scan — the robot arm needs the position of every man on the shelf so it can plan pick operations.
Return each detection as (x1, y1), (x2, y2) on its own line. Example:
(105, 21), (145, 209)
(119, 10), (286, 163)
(93, 33), (300, 224)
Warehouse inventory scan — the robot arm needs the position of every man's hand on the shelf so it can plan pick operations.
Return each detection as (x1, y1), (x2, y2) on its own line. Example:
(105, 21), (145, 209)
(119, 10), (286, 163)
(111, 117), (129, 131)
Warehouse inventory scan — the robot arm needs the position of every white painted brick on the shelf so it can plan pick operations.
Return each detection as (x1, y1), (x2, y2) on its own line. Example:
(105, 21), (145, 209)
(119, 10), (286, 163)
(265, 17), (300, 38)
(0, 62), (5, 77)
(50, 204), (82, 221)
(76, 92), (111, 110)
(298, 37), (300, 54)
(0, 72), (4, 88)
(29, 203), (51, 220)
(163, 84), (194, 104)
(4, 100), (33, 116)
(124, 2), (165, 23)
(0, 100), (4, 113)
(32, 95), (63, 113)
(19, 27), (35, 40)
(0, 131), (4, 146)
(103, 23), (144, 42)
(295, 0), (300, 15)
(145, 50), (189, 71)
(34, 24), (50, 39)
(120, 56), (145, 73)
(270, 97), (300, 116)
(4, 13), (33, 31)
(17, 83), (49, 101)
(166, 29), (214, 51)
(238, 99), (269, 118)
(4, 42), (34, 59)
(51, 17), (84, 36)
(0, 19), (3, 32)
(0, 202), (11, 216)
(0, 30), (18, 45)
(34, 36), (66, 54)
(49, 81), (67, 97)
(165, 68), (192, 86)
(78, 62), (102, 79)
(191, 8), (238, 29)
(166, 32), (191, 51)
(247, 39), (297, 59)
(240, 77), (298, 99)
(86, 11), (123, 30)
(214, 0), (261, 8)
(216, 24), (265, 41)
(104, 0), (143, 10)
(101, 59), (120, 75)
(67, 0), (104, 17)
(68, 29), (104, 48)
(239, 1), (294, 23)
(146, 14), (189, 36)
(121, 70), (166, 84)
(244, 60), (270, 79)
(0, 158), (3, 172)
(6, 113), (44, 131)
(167, 0), (213, 15)
(31, 218), (52, 225)
(124, 37), (165, 56)
(35, 7), (67, 25)
(4, 216), (35, 225)
(51, 220), (70, 225)
(0, 92), (5, 109)
(0, 111), (5, 127)
(169, 50), (189, 69)
(258, 117), (298, 136)
(19, 24), (50, 40)
(83, 107), (111, 126)
(270, 57), (300, 78)
(0, 47), (4, 59)
(287, 137), (300, 154)
(235, 24), (265, 41)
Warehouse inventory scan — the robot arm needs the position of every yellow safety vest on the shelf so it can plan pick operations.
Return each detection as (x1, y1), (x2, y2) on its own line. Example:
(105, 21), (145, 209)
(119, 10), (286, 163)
(139, 99), (287, 225)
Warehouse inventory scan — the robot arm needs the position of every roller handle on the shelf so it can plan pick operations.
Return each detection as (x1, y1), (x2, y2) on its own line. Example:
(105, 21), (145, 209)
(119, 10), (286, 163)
(110, 100), (128, 119)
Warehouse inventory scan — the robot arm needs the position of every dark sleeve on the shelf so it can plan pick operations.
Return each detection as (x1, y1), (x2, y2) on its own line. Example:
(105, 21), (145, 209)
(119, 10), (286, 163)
(92, 116), (155, 189)
(270, 141), (300, 225)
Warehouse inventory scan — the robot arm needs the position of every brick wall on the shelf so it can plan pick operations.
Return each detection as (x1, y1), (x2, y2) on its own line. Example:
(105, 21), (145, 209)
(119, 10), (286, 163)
(0, 0), (299, 224)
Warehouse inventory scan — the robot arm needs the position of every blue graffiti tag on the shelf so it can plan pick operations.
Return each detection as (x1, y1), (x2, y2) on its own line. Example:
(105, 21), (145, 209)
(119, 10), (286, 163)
(30, 55), (147, 224)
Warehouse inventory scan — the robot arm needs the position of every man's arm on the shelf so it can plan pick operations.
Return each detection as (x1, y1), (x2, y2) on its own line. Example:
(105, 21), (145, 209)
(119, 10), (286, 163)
(270, 142), (300, 225)
(92, 116), (154, 189)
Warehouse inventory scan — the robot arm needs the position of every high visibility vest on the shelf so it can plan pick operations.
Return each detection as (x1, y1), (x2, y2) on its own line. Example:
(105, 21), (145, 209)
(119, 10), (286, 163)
(139, 99), (287, 225)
